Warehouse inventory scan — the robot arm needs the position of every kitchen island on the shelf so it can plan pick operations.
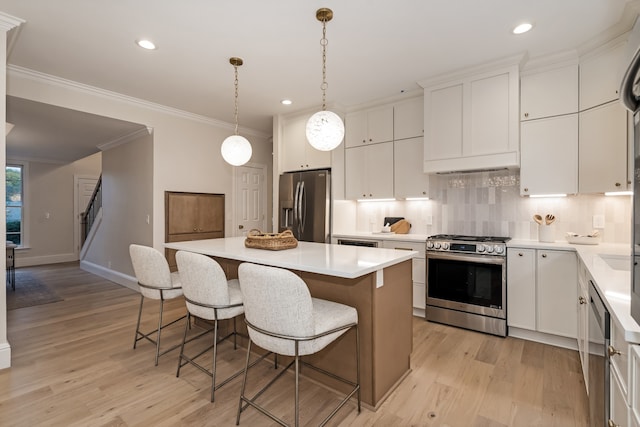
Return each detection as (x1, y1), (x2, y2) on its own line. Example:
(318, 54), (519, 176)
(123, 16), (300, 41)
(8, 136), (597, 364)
(164, 237), (416, 409)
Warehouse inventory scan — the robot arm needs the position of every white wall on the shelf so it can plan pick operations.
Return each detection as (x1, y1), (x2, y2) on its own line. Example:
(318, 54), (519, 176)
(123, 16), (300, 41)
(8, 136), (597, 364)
(13, 153), (101, 266)
(83, 133), (152, 278)
(7, 68), (273, 254)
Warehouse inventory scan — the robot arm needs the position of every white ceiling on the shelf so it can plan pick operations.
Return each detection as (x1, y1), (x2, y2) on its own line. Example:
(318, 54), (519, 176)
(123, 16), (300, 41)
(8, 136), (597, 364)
(1, 0), (638, 162)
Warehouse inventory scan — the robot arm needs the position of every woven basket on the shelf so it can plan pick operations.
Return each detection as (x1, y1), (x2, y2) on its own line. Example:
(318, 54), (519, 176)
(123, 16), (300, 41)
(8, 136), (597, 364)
(244, 229), (298, 251)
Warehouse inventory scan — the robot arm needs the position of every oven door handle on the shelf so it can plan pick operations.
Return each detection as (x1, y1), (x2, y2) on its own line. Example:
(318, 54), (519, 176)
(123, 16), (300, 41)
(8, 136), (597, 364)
(426, 251), (505, 265)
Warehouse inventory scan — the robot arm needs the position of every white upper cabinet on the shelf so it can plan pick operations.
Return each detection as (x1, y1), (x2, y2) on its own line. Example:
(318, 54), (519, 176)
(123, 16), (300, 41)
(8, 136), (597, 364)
(421, 59), (520, 173)
(520, 114), (578, 196)
(394, 137), (429, 199)
(345, 105), (393, 148)
(393, 96), (424, 140)
(579, 40), (626, 111)
(579, 101), (629, 193)
(520, 63), (578, 120)
(345, 142), (394, 200)
(280, 112), (331, 173)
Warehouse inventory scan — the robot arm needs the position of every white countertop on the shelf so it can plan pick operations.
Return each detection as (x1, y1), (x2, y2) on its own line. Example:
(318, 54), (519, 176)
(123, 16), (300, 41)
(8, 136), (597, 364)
(165, 237), (417, 279)
(332, 232), (430, 243)
(509, 239), (640, 343)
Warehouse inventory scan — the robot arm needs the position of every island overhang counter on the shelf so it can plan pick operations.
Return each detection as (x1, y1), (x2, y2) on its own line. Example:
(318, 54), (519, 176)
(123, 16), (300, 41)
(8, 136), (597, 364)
(164, 237), (416, 409)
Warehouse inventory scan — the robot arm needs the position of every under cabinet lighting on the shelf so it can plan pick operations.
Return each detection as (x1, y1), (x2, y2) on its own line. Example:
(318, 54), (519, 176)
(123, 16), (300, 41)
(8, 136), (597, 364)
(529, 194), (567, 198)
(406, 197), (430, 201)
(605, 191), (633, 196)
(357, 198), (396, 203)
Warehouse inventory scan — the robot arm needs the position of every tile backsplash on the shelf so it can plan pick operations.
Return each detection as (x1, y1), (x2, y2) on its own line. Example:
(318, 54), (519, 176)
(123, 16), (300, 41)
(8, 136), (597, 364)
(333, 169), (631, 244)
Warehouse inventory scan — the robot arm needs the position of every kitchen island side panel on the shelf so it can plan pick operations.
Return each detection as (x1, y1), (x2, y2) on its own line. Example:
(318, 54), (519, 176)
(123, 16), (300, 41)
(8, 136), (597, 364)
(207, 256), (413, 409)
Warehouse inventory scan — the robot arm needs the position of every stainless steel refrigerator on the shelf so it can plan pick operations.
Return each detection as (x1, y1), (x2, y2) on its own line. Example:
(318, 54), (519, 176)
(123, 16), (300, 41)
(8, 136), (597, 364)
(278, 169), (331, 243)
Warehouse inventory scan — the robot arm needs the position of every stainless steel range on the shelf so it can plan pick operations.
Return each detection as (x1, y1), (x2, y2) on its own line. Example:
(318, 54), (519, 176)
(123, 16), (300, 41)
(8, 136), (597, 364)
(426, 234), (510, 337)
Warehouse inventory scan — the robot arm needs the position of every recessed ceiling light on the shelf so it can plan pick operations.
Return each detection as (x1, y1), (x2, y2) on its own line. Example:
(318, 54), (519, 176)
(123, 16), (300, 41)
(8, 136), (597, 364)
(512, 23), (533, 35)
(136, 39), (156, 50)
(281, 99), (292, 105)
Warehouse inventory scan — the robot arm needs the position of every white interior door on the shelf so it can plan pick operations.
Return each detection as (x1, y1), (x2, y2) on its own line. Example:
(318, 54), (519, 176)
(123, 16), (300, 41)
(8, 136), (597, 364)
(74, 175), (98, 257)
(235, 164), (266, 236)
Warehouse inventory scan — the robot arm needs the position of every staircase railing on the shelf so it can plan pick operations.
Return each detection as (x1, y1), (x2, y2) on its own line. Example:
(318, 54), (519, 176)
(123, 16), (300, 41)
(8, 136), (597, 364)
(81, 175), (102, 246)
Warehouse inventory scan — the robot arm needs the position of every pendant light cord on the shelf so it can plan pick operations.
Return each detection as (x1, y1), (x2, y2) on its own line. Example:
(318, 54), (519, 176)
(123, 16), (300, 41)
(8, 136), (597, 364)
(233, 64), (240, 135)
(320, 19), (328, 111)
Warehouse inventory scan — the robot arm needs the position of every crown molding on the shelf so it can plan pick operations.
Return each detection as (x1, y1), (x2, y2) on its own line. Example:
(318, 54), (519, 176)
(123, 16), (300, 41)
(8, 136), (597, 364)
(0, 12), (24, 32)
(7, 65), (270, 139)
(97, 127), (152, 152)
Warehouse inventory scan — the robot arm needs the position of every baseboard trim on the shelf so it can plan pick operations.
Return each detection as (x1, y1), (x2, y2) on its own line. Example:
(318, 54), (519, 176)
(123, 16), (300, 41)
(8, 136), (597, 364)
(0, 342), (12, 369)
(508, 327), (578, 351)
(79, 261), (138, 292)
(16, 253), (77, 267)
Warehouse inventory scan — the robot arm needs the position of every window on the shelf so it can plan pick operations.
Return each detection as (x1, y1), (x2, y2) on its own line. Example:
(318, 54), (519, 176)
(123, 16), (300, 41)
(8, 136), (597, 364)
(6, 164), (23, 245)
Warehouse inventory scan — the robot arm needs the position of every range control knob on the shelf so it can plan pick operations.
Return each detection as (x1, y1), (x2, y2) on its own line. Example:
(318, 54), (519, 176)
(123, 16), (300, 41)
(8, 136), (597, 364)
(494, 245), (504, 254)
(426, 241), (434, 249)
(442, 242), (450, 250)
(477, 244), (486, 253)
(434, 242), (441, 249)
(486, 245), (495, 253)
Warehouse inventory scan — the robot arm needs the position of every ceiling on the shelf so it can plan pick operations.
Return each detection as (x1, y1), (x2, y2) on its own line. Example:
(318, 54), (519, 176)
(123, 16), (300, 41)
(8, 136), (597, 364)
(1, 0), (638, 163)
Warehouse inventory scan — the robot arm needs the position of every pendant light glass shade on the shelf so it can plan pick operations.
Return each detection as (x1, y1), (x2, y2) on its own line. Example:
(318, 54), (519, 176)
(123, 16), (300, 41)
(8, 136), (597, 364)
(307, 8), (343, 152)
(306, 110), (344, 151)
(221, 134), (252, 166)
(222, 57), (252, 166)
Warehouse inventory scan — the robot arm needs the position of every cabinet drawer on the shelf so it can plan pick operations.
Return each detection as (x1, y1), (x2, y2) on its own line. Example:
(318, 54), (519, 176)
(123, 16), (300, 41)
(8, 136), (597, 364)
(412, 258), (425, 284)
(413, 283), (425, 310)
(631, 345), (640, 425)
(382, 240), (425, 257)
(611, 318), (630, 399)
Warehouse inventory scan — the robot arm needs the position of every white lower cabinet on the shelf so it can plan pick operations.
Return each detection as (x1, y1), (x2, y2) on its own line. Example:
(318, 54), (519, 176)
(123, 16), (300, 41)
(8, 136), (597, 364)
(631, 345), (640, 426)
(382, 240), (425, 313)
(612, 365), (630, 427)
(577, 259), (590, 390)
(506, 247), (577, 340)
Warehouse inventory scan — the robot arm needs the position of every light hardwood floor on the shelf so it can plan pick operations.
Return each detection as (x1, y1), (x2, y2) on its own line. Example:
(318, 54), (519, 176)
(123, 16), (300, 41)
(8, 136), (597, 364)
(0, 262), (588, 426)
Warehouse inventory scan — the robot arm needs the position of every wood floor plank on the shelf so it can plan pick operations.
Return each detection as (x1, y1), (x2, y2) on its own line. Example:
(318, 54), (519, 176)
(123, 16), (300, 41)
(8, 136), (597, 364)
(0, 262), (589, 426)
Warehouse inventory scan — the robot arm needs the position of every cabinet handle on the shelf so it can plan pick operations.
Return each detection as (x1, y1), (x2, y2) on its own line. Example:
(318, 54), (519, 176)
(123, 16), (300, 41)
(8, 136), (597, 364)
(524, 112), (529, 118)
(578, 296), (586, 305)
(394, 247), (413, 251)
(609, 419), (620, 427)
(608, 345), (621, 357)
(541, 253), (547, 258)
(422, 191), (426, 195)
(615, 182), (621, 187)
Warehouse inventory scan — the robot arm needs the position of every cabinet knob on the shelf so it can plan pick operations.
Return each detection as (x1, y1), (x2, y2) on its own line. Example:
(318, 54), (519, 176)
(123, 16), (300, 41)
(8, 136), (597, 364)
(608, 345), (621, 357)
(541, 253), (547, 258)
(422, 191), (426, 195)
(369, 194), (373, 197)
(524, 188), (528, 192)
(524, 112), (529, 118)
(518, 252), (523, 257)
(239, 225), (244, 229)
(615, 182), (621, 187)
(369, 138), (373, 142)
(362, 139), (366, 143)
(578, 296), (587, 305)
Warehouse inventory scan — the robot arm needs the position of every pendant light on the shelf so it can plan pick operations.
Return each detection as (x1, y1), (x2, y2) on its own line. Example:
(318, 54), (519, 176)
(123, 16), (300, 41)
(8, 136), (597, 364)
(221, 57), (252, 166)
(306, 8), (344, 152)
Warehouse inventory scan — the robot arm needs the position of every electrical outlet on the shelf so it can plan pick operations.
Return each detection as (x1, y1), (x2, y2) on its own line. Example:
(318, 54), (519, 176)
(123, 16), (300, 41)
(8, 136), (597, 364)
(593, 215), (605, 229)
